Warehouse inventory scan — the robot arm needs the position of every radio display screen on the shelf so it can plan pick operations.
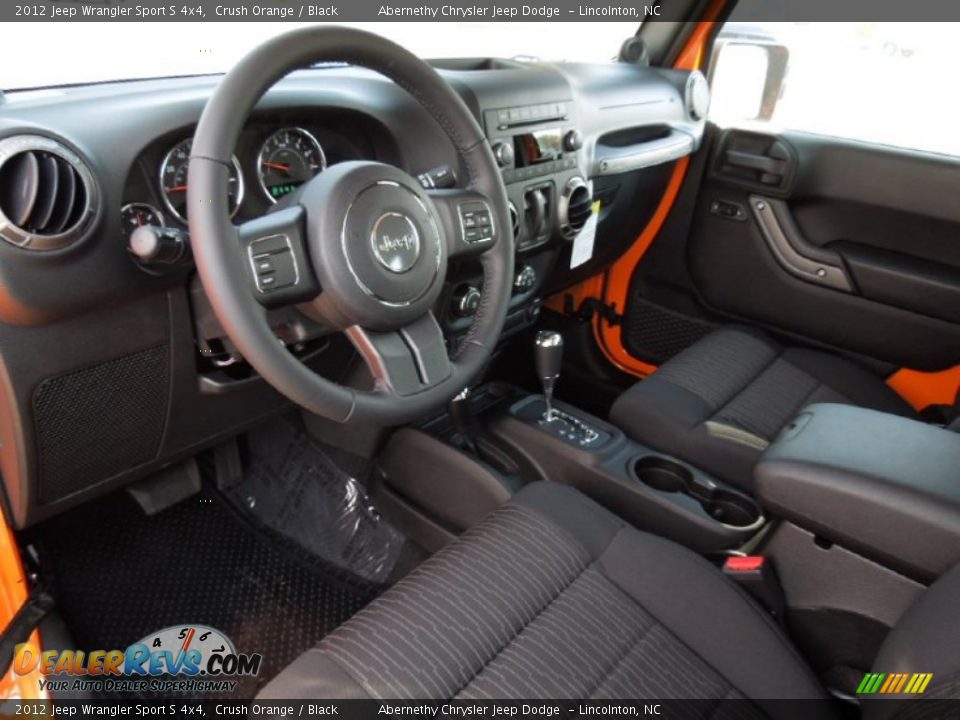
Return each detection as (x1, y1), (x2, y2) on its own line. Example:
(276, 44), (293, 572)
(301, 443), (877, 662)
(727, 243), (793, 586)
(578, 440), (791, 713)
(516, 128), (563, 166)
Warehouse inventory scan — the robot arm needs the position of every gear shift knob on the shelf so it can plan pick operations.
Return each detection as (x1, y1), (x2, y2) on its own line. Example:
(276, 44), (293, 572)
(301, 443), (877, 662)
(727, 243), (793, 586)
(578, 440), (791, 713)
(534, 331), (563, 421)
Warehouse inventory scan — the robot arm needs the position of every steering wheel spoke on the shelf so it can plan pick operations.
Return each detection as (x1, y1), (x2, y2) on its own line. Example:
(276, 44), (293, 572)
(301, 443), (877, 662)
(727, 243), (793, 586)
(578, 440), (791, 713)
(428, 188), (499, 259)
(236, 205), (319, 308)
(347, 312), (452, 397)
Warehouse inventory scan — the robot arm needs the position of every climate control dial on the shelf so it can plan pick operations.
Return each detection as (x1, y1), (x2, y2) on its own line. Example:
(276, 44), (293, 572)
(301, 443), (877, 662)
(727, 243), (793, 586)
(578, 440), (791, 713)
(452, 285), (482, 318)
(514, 265), (537, 294)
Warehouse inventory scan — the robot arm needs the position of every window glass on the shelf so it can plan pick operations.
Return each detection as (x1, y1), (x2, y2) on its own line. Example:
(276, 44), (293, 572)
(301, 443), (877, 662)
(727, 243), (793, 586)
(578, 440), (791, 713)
(710, 22), (960, 156)
(0, 22), (638, 91)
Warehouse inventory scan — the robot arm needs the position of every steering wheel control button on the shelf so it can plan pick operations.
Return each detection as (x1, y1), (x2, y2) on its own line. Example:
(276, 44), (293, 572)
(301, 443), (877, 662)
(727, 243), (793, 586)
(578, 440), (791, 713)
(458, 202), (495, 244)
(248, 234), (299, 293)
(416, 165), (457, 190)
(370, 212), (421, 274)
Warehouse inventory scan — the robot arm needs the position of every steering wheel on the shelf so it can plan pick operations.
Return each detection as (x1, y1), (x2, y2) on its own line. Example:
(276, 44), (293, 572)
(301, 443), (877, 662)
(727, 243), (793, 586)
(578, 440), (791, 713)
(188, 27), (513, 425)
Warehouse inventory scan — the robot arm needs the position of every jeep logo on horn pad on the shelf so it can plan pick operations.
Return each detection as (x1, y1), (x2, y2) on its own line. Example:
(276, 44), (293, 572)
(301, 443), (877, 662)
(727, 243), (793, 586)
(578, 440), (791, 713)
(370, 212), (421, 273)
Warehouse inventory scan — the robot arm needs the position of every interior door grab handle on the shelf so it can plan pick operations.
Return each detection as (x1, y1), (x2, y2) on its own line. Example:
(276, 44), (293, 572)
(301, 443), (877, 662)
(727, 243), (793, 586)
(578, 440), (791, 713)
(749, 195), (854, 293)
(594, 129), (696, 176)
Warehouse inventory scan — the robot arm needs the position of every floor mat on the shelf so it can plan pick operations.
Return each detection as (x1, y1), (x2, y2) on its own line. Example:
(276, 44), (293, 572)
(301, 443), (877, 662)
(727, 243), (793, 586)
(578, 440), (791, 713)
(227, 415), (406, 584)
(38, 485), (380, 699)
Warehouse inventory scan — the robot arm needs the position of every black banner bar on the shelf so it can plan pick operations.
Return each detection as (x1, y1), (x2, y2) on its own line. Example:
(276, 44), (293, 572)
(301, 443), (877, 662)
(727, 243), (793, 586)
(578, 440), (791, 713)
(0, 698), (875, 720)
(6, 0), (960, 22)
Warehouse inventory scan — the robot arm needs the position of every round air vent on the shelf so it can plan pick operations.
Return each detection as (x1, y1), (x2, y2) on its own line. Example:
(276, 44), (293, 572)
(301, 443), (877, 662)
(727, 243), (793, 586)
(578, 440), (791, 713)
(560, 177), (593, 239)
(686, 70), (711, 122)
(0, 135), (99, 250)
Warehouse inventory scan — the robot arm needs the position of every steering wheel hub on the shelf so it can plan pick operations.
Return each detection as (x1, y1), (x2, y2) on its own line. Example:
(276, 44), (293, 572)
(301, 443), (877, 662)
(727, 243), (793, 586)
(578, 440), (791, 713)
(370, 211), (421, 274)
(300, 161), (446, 331)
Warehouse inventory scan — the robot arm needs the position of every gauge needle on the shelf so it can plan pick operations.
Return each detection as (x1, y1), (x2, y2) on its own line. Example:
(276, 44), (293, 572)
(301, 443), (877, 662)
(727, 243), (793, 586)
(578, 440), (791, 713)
(166, 185), (188, 192)
(262, 161), (291, 173)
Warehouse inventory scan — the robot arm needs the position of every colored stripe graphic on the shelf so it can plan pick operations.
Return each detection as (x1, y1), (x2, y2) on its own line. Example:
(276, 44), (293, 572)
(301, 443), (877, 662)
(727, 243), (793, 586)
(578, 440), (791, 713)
(858, 672), (933, 695)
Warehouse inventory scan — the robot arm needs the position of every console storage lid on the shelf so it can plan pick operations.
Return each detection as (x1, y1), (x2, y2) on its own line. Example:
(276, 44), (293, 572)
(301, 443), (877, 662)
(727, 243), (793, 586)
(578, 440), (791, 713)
(755, 403), (960, 582)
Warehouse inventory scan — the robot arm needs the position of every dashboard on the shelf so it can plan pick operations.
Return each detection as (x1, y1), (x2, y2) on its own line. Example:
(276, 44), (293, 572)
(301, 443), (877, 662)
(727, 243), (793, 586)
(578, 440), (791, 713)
(0, 59), (706, 528)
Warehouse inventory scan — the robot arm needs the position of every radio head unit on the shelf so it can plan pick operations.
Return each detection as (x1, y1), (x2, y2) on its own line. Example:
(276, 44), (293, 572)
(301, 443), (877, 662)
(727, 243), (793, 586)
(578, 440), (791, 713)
(483, 101), (583, 185)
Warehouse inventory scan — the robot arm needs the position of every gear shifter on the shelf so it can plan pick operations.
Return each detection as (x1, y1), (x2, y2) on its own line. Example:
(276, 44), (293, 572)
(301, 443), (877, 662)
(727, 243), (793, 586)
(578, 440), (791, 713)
(534, 331), (563, 422)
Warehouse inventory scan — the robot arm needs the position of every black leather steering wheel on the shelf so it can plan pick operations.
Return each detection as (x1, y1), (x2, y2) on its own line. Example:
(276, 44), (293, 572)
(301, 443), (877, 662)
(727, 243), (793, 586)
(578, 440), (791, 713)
(188, 27), (513, 425)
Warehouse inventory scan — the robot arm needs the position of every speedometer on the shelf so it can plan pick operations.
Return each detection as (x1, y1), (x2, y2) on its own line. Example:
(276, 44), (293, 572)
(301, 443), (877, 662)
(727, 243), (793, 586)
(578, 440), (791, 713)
(159, 138), (244, 224)
(257, 128), (327, 203)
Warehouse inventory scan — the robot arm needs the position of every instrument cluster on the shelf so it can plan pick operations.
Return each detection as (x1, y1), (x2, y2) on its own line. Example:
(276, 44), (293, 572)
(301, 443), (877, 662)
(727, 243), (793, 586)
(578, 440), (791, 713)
(121, 118), (373, 239)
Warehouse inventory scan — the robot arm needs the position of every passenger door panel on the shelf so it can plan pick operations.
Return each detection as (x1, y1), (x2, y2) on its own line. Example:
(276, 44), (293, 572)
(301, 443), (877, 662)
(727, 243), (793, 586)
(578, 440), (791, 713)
(686, 128), (960, 370)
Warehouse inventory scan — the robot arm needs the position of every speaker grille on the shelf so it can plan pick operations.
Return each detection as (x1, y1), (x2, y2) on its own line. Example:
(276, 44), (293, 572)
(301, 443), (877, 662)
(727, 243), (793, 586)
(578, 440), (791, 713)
(33, 345), (170, 504)
(622, 297), (716, 366)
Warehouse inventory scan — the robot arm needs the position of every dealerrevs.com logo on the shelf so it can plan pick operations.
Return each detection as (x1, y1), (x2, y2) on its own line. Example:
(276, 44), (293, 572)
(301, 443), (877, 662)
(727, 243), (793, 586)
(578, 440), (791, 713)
(13, 625), (262, 694)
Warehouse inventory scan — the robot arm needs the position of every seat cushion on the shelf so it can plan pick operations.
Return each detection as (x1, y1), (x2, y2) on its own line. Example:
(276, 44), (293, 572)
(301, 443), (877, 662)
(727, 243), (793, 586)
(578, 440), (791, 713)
(609, 326), (917, 491)
(258, 482), (831, 709)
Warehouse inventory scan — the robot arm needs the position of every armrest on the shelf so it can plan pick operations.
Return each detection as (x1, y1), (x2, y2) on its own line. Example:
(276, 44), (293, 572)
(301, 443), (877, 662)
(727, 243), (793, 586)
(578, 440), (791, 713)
(756, 403), (960, 582)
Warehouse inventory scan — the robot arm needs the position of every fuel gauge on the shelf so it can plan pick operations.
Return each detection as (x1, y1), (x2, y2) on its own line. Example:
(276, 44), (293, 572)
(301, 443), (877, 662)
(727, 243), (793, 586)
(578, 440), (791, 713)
(121, 202), (165, 237)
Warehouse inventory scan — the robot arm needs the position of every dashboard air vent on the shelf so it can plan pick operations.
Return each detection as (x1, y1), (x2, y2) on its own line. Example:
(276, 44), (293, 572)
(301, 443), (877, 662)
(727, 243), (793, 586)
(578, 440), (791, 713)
(508, 201), (520, 241)
(561, 178), (593, 238)
(0, 135), (98, 250)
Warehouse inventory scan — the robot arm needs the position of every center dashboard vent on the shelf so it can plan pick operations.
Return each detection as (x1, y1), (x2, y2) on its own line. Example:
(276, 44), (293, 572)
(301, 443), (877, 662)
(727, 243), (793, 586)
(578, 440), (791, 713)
(0, 135), (99, 251)
(561, 178), (593, 238)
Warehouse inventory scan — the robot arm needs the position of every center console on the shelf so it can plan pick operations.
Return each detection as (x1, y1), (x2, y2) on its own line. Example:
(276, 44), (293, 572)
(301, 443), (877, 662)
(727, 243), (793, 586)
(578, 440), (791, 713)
(377, 330), (765, 556)
(484, 390), (764, 554)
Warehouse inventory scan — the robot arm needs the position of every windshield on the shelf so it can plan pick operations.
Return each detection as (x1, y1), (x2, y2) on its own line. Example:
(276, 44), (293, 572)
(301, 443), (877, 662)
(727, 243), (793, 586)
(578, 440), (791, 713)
(1, 22), (639, 91)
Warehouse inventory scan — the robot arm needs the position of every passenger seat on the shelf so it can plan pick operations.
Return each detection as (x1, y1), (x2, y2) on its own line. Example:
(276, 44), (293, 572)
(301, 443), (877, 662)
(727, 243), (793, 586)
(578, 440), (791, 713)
(609, 326), (918, 492)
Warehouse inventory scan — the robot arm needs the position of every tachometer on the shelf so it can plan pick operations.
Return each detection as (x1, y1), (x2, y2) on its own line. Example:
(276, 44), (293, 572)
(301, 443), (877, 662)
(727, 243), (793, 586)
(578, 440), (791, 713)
(159, 138), (244, 223)
(257, 127), (327, 203)
(121, 202), (164, 237)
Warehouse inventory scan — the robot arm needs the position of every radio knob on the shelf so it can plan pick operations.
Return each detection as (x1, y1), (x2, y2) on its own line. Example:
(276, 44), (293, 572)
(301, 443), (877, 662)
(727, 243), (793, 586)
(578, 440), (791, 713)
(514, 265), (537, 293)
(452, 285), (482, 318)
(563, 129), (583, 152)
(492, 141), (515, 168)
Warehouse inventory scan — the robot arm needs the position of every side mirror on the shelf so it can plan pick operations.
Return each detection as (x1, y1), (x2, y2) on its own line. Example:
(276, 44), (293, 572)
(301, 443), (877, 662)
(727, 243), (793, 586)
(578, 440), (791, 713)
(708, 40), (789, 122)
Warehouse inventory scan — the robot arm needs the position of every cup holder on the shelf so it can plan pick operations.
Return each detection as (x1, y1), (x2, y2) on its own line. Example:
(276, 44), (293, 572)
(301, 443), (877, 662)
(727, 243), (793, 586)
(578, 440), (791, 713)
(702, 490), (762, 529)
(632, 456), (691, 493)
(631, 456), (763, 530)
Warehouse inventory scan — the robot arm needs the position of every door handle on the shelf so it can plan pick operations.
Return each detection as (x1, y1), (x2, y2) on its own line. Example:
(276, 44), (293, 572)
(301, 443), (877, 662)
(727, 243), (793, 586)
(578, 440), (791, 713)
(724, 150), (786, 177)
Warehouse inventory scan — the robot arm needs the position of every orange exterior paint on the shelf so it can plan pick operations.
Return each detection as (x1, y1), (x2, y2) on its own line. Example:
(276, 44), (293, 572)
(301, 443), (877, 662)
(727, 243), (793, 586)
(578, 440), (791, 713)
(0, 517), (44, 699)
(887, 365), (960, 412)
(594, 156), (691, 377)
(549, 8), (727, 377)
